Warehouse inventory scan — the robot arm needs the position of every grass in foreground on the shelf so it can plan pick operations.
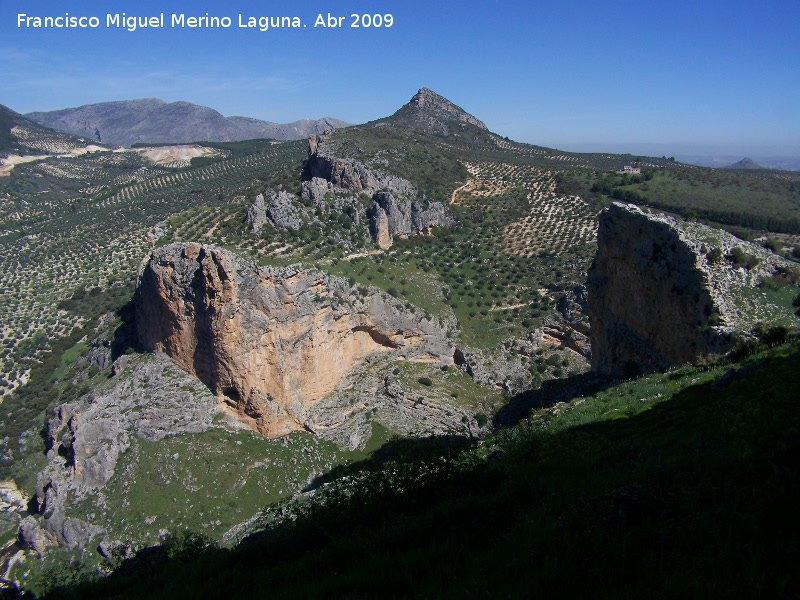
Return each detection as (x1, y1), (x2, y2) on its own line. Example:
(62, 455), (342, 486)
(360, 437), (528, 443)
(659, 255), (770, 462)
(30, 341), (800, 599)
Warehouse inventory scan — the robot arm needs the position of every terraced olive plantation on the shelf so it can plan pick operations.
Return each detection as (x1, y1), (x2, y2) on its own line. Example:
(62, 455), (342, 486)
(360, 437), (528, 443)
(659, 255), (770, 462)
(0, 140), (307, 399)
(453, 161), (597, 257)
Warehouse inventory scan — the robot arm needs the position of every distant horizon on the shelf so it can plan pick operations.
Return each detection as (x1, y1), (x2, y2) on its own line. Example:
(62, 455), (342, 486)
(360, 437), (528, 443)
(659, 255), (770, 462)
(3, 0), (798, 157)
(13, 94), (800, 165)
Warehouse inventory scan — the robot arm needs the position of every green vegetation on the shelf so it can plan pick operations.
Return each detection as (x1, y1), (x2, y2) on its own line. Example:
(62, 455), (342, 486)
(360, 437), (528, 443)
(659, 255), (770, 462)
(3, 98), (800, 598)
(591, 166), (800, 233)
(67, 427), (381, 547)
(38, 340), (800, 598)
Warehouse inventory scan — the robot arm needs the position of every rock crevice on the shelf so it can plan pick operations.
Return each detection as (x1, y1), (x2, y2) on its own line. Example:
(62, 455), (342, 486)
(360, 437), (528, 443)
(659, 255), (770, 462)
(135, 242), (454, 436)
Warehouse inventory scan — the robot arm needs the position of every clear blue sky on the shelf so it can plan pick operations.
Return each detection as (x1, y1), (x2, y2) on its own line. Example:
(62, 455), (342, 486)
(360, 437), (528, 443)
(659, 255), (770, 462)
(1, 0), (798, 156)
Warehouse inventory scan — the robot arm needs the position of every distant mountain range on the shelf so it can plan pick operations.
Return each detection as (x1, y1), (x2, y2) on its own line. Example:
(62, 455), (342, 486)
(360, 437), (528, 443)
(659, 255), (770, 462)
(25, 99), (349, 147)
(677, 154), (800, 172)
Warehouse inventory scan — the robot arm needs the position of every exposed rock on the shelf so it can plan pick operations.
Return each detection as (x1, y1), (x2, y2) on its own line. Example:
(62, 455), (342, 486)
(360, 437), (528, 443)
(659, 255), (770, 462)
(135, 243), (455, 437)
(370, 206), (392, 249)
(245, 193), (267, 233)
(407, 88), (487, 129)
(305, 136), (455, 247)
(31, 353), (218, 548)
(588, 203), (794, 376)
(18, 516), (57, 552)
(308, 150), (417, 197)
(540, 315), (591, 360)
(247, 190), (312, 233)
(300, 177), (332, 208)
(379, 88), (488, 136)
(265, 190), (308, 231)
(455, 346), (537, 396)
(146, 221), (168, 247)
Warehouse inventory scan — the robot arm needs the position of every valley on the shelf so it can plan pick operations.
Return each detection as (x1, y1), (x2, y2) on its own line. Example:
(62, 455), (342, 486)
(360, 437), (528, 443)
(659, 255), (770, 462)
(0, 89), (798, 596)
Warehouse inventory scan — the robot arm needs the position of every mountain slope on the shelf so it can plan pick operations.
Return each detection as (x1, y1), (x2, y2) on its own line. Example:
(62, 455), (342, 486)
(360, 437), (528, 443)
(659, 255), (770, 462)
(38, 341), (800, 598)
(0, 104), (88, 157)
(378, 87), (488, 135)
(726, 156), (765, 169)
(25, 99), (349, 147)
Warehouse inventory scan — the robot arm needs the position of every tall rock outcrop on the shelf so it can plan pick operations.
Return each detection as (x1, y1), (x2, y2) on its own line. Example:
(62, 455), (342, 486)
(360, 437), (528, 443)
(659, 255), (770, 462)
(24, 352), (217, 550)
(135, 243), (454, 436)
(246, 190), (309, 233)
(588, 203), (795, 376)
(305, 135), (456, 247)
(245, 193), (267, 233)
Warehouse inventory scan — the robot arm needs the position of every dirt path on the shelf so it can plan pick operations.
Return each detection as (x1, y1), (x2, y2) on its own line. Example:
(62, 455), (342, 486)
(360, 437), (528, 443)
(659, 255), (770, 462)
(450, 180), (472, 205)
(341, 249), (383, 261)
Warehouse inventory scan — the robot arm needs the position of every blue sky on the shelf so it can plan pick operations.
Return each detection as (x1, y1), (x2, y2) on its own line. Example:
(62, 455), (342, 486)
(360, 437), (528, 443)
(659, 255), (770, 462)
(1, 0), (798, 156)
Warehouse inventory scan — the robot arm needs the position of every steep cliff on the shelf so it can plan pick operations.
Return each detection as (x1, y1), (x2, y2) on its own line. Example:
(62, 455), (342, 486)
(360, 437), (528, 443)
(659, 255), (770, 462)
(588, 203), (795, 376)
(246, 190), (310, 233)
(22, 352), (218, 550)
(136, 243), (454, 436)
(305, 135), (456, 248)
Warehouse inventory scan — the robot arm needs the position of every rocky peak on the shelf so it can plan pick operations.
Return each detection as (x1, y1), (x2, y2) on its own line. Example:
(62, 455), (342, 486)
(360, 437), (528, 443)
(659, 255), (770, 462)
(407, 88), (488, 130)
(726, 157), (764, 170)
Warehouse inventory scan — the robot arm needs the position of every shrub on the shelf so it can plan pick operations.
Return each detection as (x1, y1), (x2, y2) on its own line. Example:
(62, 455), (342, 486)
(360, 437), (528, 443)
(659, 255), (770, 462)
(759, 325), (790, 347)
(418, 377), (432, 386)
(764, 238), (783, 254)
(706, 247), (723, 264)
(727, 247), (760, 270)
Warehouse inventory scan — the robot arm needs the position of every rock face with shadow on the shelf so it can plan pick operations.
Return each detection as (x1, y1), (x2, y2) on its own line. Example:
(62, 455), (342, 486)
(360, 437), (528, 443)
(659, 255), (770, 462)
(21, 353), (218, 551)
(588, 203), (793, 376)
(306, 135), (456, 248)
(135, 242), (455, 437)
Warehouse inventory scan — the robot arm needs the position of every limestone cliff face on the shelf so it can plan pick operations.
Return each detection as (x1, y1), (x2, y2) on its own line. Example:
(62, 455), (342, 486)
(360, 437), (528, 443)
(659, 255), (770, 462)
(306, 135), (456, 247)
(136, 242), (454, 436)
(23, 352), (217, 551)
(588, 203), (793, 376)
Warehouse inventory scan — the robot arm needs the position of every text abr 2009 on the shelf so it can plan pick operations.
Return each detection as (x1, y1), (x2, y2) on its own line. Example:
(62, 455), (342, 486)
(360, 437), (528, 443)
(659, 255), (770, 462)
(351, 14), (393, 27)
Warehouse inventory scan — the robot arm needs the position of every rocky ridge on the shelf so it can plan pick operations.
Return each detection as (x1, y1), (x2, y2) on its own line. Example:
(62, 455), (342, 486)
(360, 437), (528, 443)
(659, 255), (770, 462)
(246, 190), (311, 233)
(588, 202), (795, 376)
(379, 88), (488, 136)
(305, 134), (456, 248)
(20, 353), (218, 551)
(135, 242), (456, 437)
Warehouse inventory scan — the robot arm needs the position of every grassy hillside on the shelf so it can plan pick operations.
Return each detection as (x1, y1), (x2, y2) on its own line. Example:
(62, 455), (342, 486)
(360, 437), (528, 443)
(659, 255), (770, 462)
(0, 105), (89, 157)
(28, 339), (800, 598)
(589, 166), (800, 234)
(2, 93), (800, 598)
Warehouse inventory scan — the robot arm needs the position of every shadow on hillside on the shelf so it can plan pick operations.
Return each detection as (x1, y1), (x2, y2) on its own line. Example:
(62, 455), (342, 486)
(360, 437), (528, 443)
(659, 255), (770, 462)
(303, 434), (473, 492)
(38, 347), (800, 599)
(110, 298), (138, 360)
(493, 372), (618, 429)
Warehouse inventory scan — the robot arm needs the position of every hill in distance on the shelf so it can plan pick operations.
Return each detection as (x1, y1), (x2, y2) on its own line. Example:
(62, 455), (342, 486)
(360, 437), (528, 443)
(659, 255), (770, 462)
(25, 98), (350, 147)
(0, 103), (92, 158)
(726, 156), (765, 169)
(377, 86), (488, 135)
